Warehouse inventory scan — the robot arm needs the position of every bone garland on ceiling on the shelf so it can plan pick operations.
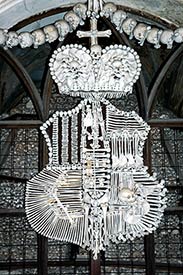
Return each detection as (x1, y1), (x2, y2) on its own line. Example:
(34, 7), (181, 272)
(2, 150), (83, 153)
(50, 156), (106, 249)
(0, 2), (183, 49)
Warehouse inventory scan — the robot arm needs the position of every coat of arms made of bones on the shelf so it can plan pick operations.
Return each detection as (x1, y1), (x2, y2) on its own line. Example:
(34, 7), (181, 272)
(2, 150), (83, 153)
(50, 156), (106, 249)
(25, 0), (167, 259)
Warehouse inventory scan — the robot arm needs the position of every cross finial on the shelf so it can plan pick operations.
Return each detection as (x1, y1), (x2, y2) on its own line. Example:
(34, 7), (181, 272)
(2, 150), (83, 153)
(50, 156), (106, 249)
(77, 18), (111, 47)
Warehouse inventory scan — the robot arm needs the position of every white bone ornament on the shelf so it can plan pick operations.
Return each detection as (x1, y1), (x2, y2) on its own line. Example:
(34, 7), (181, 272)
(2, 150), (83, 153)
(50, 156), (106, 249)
(122, 18), (137, 39)
(6, 31), (19, 48)
(43, 25), (58, 43)
(49, 44), (141, 98)
(19, 32), (34, 48)
(146, 28), (163, 49)
(73, 3), (87, 25)
(174, 27), (183, 43)
(160, 29), (174, 49)
(26, 1), (167, 259)
(32, 29), (46, 48)
(26, 101), (167, 259)
(100, 2), (117, 18)
(133, 23), (151, 46)
(55, 20), (70, 41)
(111, 10), (127, 32)
(0, 29), (8, 45)
(64, 11), (81, 30)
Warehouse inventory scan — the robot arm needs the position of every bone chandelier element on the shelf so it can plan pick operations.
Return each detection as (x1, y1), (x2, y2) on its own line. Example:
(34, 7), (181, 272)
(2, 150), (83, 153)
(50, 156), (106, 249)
(49, 44), (141, 97)
(25, 0), (167, 259)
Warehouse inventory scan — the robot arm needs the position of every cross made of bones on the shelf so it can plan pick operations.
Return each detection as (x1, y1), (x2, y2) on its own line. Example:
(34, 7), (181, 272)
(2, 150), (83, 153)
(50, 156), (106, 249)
(77, 17), (111, 46)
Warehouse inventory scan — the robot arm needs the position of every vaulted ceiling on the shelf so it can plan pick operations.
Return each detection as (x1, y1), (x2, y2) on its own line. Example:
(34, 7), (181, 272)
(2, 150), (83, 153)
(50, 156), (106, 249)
(1, 0), (183, 28)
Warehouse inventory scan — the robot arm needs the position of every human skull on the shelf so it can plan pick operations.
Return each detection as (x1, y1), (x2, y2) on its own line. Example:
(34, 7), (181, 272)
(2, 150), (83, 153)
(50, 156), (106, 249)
(133, 23), (151, 46)
(64, 11), (81, 30)
(73, 3), (87, 25)
(100, 3), (117, 18)
(32, 29), (46, 48)
(0, 29), (8, 45)
(122, 18), (137, 39)
(118, 187), (136, 203)
(6, 31), (19, 48)
(112, 10), (127, 32)
(43, 25), (58, 43)
(91, 44), (102, 59)
(55, 20), (70, 41)
(146, 28), (163, 48)
(112, 59), (123, 73)
(160, 29), (174, 49)
(19, 32), (34, 48)
(174, 27), (183, 43)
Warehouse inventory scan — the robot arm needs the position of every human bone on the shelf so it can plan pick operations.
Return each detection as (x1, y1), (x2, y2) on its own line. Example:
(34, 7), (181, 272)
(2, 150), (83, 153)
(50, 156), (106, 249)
(160, 29), (174, 49)
(133, 23), (151, 46)
(122, 18), (137, 39)
(118, 187), (135, 203)
(49, 44), (141, 97)
(55, 20), (71, 41)
(0, 29), (8, 45)
(111, 10), (127, 32)
(100, 2), (117, 18)
(26, 8), (167, 259)
(174, 27), (183, 43)
(32, 29), (46, 48)
(19, 32), (34, 48)
(90, 44), (102, 59)
(6, 31), (19, 48)
(26, 87), (167, 259)
(73, 3), (87, 25)
(64, 11), (81, 30)
(43, 25), (58, 43)
(146, 28), (163, 48)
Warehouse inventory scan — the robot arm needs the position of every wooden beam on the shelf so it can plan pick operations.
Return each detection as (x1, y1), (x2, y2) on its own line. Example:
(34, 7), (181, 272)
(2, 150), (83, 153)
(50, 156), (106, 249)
(0, 174), (27, 182)
(0, 120), (42, 128)
(90, 257), (101, 275)
(0, 208), (25, 216)
(165, 207), (183, 214)
(144, 132), (156, 275)
(37, 235), (48, 275)
(148, 118), (183, 128)
(144, 234), (156, 275)
(37, 132), (48, 275)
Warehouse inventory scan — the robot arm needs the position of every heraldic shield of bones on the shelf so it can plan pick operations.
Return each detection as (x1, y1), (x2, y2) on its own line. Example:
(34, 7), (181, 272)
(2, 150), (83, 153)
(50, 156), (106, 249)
(25, 0), (167, 259)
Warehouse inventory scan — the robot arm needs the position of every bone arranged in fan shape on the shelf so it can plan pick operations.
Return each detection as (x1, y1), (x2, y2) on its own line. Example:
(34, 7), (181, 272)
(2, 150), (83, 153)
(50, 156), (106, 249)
(25, 168), (86, 245)
(108, 171), (166, 243)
